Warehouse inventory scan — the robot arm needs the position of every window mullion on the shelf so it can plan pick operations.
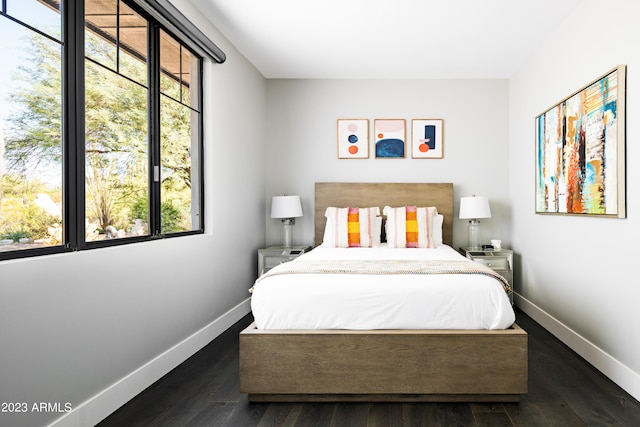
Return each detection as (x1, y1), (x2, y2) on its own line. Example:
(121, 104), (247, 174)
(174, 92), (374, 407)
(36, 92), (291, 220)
(115, 0), (120, 73)
(148, 21), (161, 237)
(64, 0), (85, 249)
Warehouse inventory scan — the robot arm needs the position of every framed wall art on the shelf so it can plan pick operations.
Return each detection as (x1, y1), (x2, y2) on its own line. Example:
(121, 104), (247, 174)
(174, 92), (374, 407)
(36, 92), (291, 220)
(535, 65), (626, 217)
(374, 119), (405, 158)
(337, 119), (369, 159)
(411, 119), (443, 158)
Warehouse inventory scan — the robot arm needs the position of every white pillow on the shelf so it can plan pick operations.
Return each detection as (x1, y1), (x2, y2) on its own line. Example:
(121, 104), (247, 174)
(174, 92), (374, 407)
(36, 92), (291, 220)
(323, 207), (382, 247)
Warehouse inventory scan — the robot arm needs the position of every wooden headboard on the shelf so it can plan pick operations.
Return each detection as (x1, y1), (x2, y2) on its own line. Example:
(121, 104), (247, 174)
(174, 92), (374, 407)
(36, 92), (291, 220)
(314, 182), (454, 247)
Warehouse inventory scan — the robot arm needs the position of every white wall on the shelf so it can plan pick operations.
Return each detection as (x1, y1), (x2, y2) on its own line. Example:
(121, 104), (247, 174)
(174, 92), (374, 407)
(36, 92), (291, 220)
(0, 1), (267, 425)
(265, 79), (511, 249)
(510, 0), (640, 400)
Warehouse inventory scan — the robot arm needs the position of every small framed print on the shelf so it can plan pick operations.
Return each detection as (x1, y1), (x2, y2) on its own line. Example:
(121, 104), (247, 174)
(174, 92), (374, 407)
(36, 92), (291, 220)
(411, 119), (443, 158)
(337, 119), (369, 159)
(374, 119), (405, 158)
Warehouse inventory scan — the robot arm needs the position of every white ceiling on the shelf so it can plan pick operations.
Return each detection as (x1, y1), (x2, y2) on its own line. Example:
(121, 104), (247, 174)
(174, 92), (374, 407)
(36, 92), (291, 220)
(191, 0), (583, 79)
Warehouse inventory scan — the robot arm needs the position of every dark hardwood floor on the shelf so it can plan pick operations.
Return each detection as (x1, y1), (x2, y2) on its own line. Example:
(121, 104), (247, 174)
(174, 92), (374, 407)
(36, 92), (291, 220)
(98, 309), (640, 426)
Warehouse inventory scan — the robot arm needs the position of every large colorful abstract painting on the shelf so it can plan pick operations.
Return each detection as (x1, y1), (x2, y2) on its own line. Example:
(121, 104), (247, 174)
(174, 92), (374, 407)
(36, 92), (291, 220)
(535, 65), (626, 217)
(411, 119), (443, 158)
(374, 119), (405, 158)
(337, 119), (369, 159)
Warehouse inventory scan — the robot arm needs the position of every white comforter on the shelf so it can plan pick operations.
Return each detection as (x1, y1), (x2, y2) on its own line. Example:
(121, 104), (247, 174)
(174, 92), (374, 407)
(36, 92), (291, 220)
(250, 245), (515, 330)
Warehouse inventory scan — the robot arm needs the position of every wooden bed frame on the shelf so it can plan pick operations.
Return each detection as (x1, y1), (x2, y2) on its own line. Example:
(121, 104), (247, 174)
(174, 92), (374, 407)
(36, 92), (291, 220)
(240, 183), (527, 402)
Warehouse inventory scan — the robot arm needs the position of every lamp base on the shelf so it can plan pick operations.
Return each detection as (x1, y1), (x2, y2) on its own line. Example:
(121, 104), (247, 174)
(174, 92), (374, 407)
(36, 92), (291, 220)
(281, 218), (295, 247)
(467, 220), (481, 249)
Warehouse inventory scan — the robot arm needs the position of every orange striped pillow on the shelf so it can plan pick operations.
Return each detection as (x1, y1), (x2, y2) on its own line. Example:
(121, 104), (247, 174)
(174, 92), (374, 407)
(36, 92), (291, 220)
(383, 205), (438, 248)
(324, 207), (381, 247)
(405, 206), (419, 248)
(347, 207), (361, 247)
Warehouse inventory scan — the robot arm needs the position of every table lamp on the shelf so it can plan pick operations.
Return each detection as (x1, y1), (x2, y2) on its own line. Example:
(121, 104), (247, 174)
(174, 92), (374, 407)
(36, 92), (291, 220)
(459, 195), (491, 249)
(271, 195), (303, 247)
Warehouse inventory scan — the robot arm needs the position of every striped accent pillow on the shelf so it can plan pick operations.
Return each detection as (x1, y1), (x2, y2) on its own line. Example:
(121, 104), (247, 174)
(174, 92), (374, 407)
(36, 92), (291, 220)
(405, 206), (419, 248)
(347, 207), (361, 247)
(383, 206), (438, 248)
(324, 207), (381, 248)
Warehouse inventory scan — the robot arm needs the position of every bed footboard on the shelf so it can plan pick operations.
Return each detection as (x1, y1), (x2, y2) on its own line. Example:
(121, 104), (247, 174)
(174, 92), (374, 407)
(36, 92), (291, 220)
(239, 323), (528, 402)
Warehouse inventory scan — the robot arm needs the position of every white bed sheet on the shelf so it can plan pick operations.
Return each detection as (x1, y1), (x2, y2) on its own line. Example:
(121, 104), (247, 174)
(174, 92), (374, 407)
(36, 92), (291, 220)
(251, 244), (515, 330)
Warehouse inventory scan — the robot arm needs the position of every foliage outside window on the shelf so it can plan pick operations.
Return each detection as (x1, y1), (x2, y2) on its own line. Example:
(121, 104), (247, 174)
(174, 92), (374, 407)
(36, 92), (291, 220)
(0, 0), (204, 259)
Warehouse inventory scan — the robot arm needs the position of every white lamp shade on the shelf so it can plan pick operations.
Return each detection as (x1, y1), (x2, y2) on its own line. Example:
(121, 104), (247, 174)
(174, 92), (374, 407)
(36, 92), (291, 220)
(459, 196), (491, 219)
(271, 195), (303, 219)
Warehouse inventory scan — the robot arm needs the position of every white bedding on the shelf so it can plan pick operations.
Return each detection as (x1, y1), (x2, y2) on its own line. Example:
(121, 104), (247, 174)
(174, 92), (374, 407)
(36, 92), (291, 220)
(250, 245), (515, 330)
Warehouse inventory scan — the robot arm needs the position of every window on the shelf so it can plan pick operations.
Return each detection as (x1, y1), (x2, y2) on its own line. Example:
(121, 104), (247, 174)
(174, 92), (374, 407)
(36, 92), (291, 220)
(0, 0), (207, 260)
(84, 0), (151, 242)
(0, 0), (63, 254)
(159, 29), (202, 234)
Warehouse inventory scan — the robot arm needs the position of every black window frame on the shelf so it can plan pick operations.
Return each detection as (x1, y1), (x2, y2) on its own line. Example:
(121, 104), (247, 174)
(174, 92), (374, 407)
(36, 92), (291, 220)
(0, 0), (211, 261)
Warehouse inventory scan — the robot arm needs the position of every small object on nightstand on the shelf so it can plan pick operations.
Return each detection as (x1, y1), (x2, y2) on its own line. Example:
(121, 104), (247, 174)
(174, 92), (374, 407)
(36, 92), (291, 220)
(258, 245), (312, 276)
(459, 246), (514, 305)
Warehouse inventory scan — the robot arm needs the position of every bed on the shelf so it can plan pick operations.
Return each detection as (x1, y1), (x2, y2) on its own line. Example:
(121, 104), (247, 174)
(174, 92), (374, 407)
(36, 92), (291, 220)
(240, 182), (527, 402)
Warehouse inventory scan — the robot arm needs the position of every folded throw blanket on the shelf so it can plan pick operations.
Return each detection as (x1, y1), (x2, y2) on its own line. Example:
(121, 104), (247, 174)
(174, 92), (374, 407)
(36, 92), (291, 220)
(251, 259), (511, 294)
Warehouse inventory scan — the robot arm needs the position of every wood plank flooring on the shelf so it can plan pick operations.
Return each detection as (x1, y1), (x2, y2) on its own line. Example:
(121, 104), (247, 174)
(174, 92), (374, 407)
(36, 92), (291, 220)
(98, 309), (640, 426)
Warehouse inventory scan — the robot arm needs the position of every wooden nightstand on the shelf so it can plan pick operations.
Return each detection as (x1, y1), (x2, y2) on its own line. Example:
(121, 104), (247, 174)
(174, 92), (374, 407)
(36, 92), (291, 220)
(258, 245), (312, 276)
(459, 247), (514, 305)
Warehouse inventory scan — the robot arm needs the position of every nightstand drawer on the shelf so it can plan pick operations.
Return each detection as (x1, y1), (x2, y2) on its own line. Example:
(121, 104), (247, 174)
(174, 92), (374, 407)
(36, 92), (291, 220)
(473, 257), (508, 270)
(263, 255), (297, 269)
(258, 246), (312, 276)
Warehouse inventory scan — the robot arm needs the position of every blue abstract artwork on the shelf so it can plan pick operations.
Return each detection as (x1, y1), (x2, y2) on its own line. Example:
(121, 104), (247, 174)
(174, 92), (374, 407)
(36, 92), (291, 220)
(374, 119), (405, 158)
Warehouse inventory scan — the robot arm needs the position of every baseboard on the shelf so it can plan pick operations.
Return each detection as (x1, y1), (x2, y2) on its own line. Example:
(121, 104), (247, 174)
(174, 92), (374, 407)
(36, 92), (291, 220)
(515, 293), (640, 403)
(48, 297), (252, 427)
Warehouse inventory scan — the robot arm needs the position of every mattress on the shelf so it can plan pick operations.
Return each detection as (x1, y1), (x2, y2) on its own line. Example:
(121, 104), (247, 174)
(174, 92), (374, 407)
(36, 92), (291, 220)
(250, 245), (515, 330)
